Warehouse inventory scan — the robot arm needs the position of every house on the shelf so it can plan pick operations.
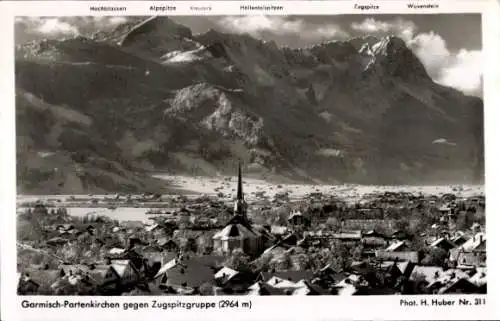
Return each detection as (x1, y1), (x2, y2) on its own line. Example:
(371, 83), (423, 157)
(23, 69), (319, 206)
(288, 210), (309, 227)
(341, 217), (388, 231)
(58, 264), (91, 277)
(425, 269), (469, 293)
(395, 261), (415, 278)
(258, 271), (315, 284)
(437, 278), (479, 294)
(153, 256), (178, 282)
(56, 224), (75, 234)
(375, 250), (419, 263)
(385, 241), (409, 252)
(334, 274), (368, 296)
(422, 267), (479, 294)
(291, 280), (329, 295)
(214, 266), (239, 284)
(17, 269), (64, 295)
(259, 276), (309, 295)
(468, 268), (487, 293)
(331, 230), (362, 244)
(281, 232), (301, 247)
(46, 237), (70, 246)
(177, 209), (192, 225)
(391, 230), (410, 241)
(88, 265), (122, 291)
(86, 225), (96, 236)
(378, 261), (403, 286)
(246, 281), (285, 295)
(261, 242), (293, 257)
(429, 237), (455, 252)
(438, 205), (452, 215)
(214, 266), (252, 293)
(252, 225), (276, 248)
(141, 249), (177, 268)
(362, 230), (389, 249)
(106, 249), (145, 272)
(108, 248), (126, 256)
(450, 232), (486, 267)
(471, 222), (482, 234)
(460, 232), (486, 252)
(451, 232), (469, 247)
(121, 221), (144, 230)
(17, 273), (41, 294)
(308, 265), (344, 289)
(33, 203), (49, 215)
(153, 255), (224, 294)
(112, 226), (124, 233)
(456, 251), (486, 268)
(109, 259), (140, 285)
(157, 238), (179, 252)
(270, 225), (288, 236)
(145, 223), (167, 238)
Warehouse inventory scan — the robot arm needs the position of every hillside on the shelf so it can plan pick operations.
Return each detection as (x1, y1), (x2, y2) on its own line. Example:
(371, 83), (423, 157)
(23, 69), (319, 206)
(15, 17), (484, 193)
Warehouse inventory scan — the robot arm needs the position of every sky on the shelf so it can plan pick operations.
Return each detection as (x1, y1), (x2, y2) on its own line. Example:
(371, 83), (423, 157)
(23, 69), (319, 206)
(15, 15), (483, 97)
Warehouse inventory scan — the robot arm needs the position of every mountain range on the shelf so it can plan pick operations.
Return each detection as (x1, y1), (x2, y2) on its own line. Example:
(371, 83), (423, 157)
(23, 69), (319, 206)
(15, 16), (484, 194)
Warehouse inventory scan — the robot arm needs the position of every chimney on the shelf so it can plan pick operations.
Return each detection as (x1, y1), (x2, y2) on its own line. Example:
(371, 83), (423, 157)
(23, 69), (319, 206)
(479, 235), (483, 243)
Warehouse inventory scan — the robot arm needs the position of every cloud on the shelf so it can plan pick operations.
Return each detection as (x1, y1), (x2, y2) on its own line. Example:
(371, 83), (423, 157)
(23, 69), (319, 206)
(217, 16), (348, 41)
(219, 16), (303, 35)
(35, 18), (79, 36)
(107, 17), (129, 25)
(15, 17), (132, 43)
(438, 49), (483, 96)
(351, 18), (392, 33)
(351, 18), (482, 97)
(351, 18), (417, 42)
(408, 32), (483, 96)
(408, 31), (450, 77)
(313, 25), (350, 39)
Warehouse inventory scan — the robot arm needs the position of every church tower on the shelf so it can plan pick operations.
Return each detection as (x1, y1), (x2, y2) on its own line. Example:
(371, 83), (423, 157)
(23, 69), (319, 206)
(234, 162), (248, 218)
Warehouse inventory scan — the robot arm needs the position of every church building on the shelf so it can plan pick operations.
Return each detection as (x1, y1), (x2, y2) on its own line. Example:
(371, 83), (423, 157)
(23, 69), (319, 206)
(213, 163), (265, 257)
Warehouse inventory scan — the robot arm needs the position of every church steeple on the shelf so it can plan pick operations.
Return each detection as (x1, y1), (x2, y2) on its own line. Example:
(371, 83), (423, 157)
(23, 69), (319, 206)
(234, 161), (247, 217)
(237, 161), (243, 201)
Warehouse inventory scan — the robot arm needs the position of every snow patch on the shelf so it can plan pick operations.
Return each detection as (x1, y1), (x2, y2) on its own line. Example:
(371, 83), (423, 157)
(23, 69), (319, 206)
(432, 138), (457, 146)
(162, 47), (211, 63)
(316, 148), (344, 157)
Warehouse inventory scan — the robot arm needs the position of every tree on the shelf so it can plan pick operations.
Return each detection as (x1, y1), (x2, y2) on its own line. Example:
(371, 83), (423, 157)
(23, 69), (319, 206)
(197, 235), (213, 255)
(291, 253), (310, 271)
(178, 237), (198, 253)
(199, 282), (215, 296)
(325, 217), (341, 233)
(253, 252), (273, 272)
(421, 247), (448, 266)
(224, 249), (252, 273)
(328, 240), (351, 271)
(410, 272), (429, 294)
(269, 252), (293, 272)
(350, 245), (364, 261)
(393, 219), (410, 232)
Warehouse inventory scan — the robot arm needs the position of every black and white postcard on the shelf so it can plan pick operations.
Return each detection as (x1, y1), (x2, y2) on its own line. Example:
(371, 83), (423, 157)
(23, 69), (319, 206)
(1, 1), (499, 320)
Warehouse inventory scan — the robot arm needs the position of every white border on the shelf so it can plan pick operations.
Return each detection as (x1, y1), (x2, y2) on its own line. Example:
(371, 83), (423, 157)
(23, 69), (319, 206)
(1, 1), (500, 320)
(1, 0), (495, 15)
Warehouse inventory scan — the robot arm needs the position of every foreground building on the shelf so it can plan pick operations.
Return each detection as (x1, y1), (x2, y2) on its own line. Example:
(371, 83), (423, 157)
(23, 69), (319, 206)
(213, 163), (265, 256)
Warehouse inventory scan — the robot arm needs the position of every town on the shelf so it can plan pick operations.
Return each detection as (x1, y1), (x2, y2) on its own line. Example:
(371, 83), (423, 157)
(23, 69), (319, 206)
(17, 165), (486, 296)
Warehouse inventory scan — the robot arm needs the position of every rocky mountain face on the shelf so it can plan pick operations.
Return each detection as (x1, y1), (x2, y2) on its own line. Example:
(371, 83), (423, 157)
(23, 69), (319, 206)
(15, 17), (484, 193)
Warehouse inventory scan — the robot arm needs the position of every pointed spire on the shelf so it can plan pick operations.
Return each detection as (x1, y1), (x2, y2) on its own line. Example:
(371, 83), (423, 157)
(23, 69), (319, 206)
(237, 161), (243, 201)
(234, 161), (247, 218)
